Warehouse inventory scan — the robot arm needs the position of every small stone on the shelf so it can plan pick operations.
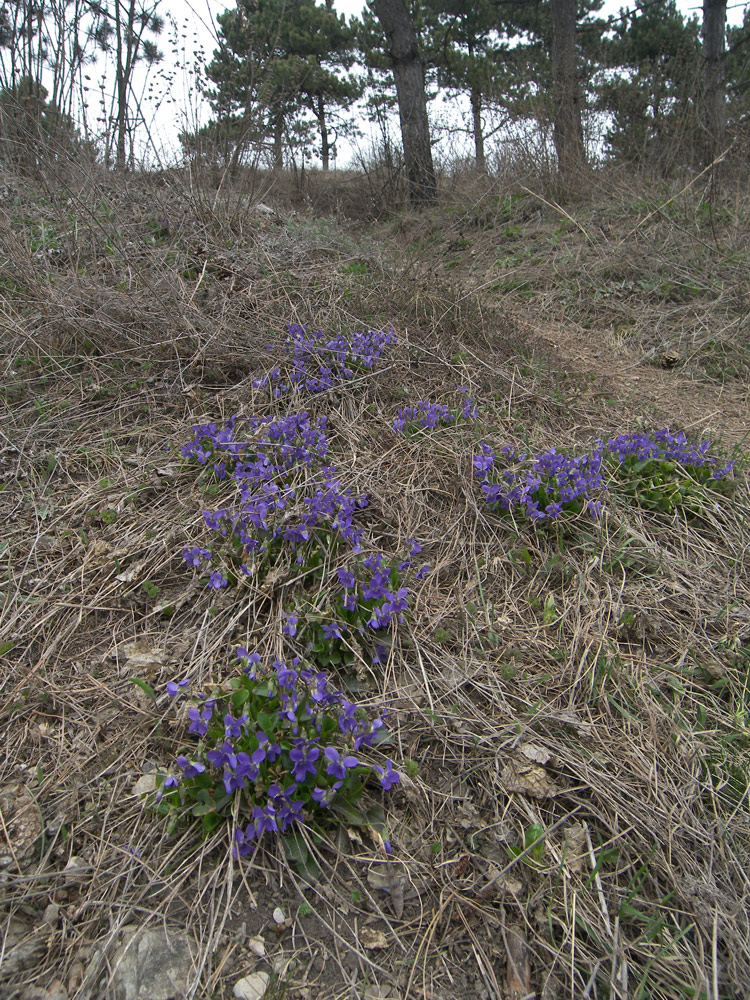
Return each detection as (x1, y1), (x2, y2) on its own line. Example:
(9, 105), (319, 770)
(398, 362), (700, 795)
(67, 960), (84, 994)
(518, 742), (551, 765)
(234, 971), (270, 1000)
(133, 773), (156, 798)
(272, 907), (285, 924)
(272, 954), (292, 975)
(108, 926), (196, 1000)
(660, 350), (681, 369)
(43, 902), (61, 927)
(247, 935), (265, 958)
(363, 988), (402, 1000)
(359, 927), (389, 950)
(63, 856), (88, 876)
(3, 916), (45, 976)
(20, 982), (68, 1000)
(0, 783), (43, 868)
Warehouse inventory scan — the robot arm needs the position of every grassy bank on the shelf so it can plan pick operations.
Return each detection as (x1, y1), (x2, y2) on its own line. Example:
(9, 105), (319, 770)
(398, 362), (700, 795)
(1, 164), (749, 1000)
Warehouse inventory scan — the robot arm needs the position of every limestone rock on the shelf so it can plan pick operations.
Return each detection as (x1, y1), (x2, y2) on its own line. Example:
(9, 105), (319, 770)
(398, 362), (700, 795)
(0, 783), (42, 869)
(3, 916), (46, 976)
(108, 926), (196, 1000)
(233, 971), (270, 1000)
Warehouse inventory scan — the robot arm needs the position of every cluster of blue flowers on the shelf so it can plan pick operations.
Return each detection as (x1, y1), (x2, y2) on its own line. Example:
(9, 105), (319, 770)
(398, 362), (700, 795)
(181, 410), (367, 590)
(474, 430), (735, 523)
(337, 548), (427, 626)
(474, 442), (606, 522)
(180, 411), (328, 482)
(393, 388), (478, 433)
(393, 401), (454, 433)
(605, 429), (735, 479)
(158, 650), (400, 855)
(252, 323), (397, 398)
(180, 414), (241, 468)
(279, 544), (428, 670)
(179, 330), (429, 665)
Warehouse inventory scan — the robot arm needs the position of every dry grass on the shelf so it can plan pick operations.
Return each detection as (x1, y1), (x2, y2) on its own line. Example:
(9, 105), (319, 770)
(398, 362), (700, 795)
(388, 163), (750, 393)
(1, 164), (749, 1000)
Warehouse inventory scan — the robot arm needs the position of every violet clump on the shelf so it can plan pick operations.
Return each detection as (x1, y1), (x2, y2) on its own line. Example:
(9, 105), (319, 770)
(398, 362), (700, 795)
(252, 324), (397, 398)
(182, 410), (368, 593)
(474, 441), (606, 523)
(603, 429), (735, 513)
(282, 543), (423, 671)
(155, 651), (400, 854)
(393, 388), (478, 434)
(473, 429), (735, 523)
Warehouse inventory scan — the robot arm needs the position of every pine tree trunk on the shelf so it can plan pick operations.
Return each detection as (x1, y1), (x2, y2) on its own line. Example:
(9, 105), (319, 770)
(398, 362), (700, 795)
(470, 85), (486, 172)
(372, 0), (436, 206)
(551, 0), (586, 186)
(317, 94), (330, 171)
(272, 113), (284, 171)
(114, 0), (127, 170)
(116, 76), (128, 170)
(467, 39), (486, 173)
(702, 0), (727, 164)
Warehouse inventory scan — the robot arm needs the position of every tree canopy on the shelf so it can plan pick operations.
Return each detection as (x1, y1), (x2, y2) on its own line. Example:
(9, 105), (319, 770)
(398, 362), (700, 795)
(202, 0), (361, 169)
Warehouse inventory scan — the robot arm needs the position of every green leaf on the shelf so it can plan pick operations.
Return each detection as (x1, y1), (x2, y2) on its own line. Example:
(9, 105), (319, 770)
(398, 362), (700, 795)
(232, 688), (250, 709)
(320, 715), (337, 737)
(543, 593), (557, 625)
(525, 823), (546, 860)
(371, 727), (392, 747)
(331, 798), (366, 826)
(129, 677), (157, 702)
(0, 641), (15, 656)
(202, 812), (223, 832)
(364, 804), (386, 833)
(282, 830), (321, 881)
(282, 829), (308, 866)
(213, 792), (232, 813)
(191, 798), (217, 817)
(257, 712), (276, 733)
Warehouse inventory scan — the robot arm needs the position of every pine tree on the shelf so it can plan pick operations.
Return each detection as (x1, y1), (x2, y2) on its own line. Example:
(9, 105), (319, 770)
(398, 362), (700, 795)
(702, 0), (727, 163)
(204, 0), (360, 171)
(370, 0), (437, 205)
(725, 8), (750, 140)
(421, 0), (507, 172)
(474, 0), (604, 181)
(551, 0), (587, 183)
(0, 0), (99, 168)
(91, 0), (164, 170)
(594, 0), (701, 171)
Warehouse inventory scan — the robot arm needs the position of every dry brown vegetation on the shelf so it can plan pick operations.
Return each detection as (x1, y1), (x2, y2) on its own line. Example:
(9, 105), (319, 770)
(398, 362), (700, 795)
(1, 161), (749, 1000)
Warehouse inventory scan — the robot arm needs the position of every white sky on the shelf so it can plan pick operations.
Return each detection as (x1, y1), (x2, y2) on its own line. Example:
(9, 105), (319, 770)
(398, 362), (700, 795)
(135, 0), (747, 166)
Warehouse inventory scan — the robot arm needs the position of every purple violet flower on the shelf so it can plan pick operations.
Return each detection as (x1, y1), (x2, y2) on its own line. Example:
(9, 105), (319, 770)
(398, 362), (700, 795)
(289, 741), (321, 782)
(224, 713), (248, 738)
(176, 757), (206, 779)
(188, 705), (213, 736)
(283, 614), (299, 637)
(324, 747), (359, 782)
(374, 759), (400, 790)
(166, 678), (190, 698)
